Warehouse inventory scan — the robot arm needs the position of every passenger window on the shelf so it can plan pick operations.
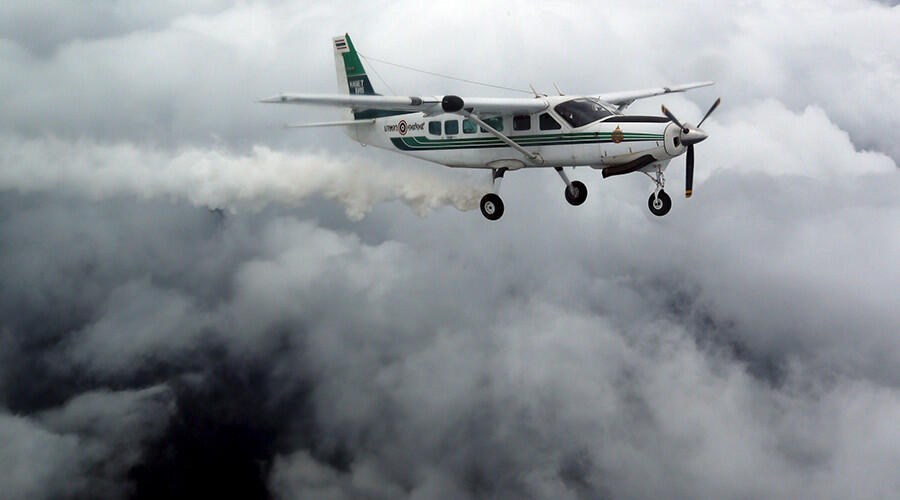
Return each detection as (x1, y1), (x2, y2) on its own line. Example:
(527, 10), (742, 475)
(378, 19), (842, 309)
(479, 117), (503, 132)
(462, 119), (477, 134)
(428, 121), (441, 135)
(444, 120), (459, 135)
(539, 113), (562, 130)
(513, 115), (531, 131)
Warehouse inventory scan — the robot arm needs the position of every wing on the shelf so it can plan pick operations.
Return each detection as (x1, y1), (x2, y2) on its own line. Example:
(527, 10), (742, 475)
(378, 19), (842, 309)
(258, 93), (548, 116)
(596, 81), (714, 107)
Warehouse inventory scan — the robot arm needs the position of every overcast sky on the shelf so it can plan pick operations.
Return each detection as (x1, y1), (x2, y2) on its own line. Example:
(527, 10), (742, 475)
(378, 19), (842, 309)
(1, 1), (899, 499)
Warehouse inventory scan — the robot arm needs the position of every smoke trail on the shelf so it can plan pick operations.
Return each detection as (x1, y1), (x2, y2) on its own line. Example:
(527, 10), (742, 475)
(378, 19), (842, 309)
(0, 135), (485, 219)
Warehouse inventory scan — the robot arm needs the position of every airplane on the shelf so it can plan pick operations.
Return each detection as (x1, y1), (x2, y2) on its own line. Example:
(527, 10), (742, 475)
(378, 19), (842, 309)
(260, 34), (720, 220)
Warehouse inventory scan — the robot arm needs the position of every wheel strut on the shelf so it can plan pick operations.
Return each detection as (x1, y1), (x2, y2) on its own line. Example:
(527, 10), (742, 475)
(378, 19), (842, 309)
(554, 167), (575, 195)
(642, 166), (666, 196)
(492, 167), (507, 194)
(481, 168), (508, 221)
(556, 167), (587, 206)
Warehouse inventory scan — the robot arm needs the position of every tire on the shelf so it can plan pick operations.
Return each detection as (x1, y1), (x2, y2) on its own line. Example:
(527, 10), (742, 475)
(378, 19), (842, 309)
(648, 190), (672, 216)
(480, 193), (504, 220)
(564, 180), (588, 206)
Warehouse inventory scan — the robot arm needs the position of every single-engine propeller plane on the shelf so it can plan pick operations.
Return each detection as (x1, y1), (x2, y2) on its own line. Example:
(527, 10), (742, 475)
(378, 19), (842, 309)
(261, 34), (720, 220)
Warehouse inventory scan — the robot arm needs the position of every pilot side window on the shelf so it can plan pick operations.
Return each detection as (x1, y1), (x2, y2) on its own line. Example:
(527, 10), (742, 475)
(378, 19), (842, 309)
(553, 98), (613, 128)
(444, 120), (459, 135)
(462, 119), (477, 134)
(513, 115), (531, 131)
(539, 113), (562, 130)
(428, 121), (441, 135)
(479, 117), (503, 133)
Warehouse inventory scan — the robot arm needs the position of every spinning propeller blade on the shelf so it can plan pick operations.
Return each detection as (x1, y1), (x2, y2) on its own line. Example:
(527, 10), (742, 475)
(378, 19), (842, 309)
(661, 98), (721, 198)
(685, 145), (694, 198)
(697, 97), (721, 127)
(661, 105), (687, 132)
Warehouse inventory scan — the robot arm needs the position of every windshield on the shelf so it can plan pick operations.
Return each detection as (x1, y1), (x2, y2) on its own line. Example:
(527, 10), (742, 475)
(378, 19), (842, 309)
(553, 98), (614, 128)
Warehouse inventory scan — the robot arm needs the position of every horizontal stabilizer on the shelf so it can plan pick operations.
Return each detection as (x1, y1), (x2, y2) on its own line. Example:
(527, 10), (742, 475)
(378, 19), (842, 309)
(259, 93), (548, 116)
(284, 119), (376, 128)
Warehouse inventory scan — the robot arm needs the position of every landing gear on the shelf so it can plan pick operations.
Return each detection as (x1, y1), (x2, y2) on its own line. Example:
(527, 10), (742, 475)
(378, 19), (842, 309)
(480, 167), (507, 221)
(565, 181), (587, 206)
(477, 166), (588, 220)
(480, 193), (504, 220)
(648, 190), (671, 216)
(555, 167), (587, 206)
(643, 166), (671, 216)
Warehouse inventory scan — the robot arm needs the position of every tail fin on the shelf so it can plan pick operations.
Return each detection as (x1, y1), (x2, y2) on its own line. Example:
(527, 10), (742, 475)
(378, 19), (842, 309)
(332, 34), (407, 121)
(333, 34), (377, 97)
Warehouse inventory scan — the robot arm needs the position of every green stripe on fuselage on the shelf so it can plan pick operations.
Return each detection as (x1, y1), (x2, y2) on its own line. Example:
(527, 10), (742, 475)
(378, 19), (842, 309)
(390, 132), (664, 151)
(355, 109), (411, 119)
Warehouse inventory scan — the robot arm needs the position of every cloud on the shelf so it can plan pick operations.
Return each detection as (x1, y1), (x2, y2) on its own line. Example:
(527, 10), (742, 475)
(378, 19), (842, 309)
(0, 2), (232, 56)
(0, 135), (484, 219)
(0, 413), (85, 500)
(1, 0), (896, 160)
(60, 279), (213, 376)
(2, 157), (899, 499)
(1, 1), (899, 499)
(0, 386), (173, 500)
(699, 99), (895, 179)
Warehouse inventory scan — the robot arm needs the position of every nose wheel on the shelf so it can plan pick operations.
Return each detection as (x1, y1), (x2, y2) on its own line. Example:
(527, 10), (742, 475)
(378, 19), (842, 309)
(648, 190), (671, 216)
(643, 166), (672, 216)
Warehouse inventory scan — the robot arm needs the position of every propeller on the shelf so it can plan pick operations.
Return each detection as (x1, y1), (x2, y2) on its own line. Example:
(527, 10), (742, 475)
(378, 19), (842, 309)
(697, 97), (721, 128)
(660, 98), (721, 198)
(685, 145), (694, 198)
(661, 105), (688, 133)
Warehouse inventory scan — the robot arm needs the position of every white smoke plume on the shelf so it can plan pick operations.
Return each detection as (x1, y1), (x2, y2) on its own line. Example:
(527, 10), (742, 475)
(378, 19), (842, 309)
(0, 135), (485, 219)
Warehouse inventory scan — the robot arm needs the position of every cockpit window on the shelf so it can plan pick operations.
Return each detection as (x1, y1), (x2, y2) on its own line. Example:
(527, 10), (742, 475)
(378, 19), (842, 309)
(553, 98), (614, 128)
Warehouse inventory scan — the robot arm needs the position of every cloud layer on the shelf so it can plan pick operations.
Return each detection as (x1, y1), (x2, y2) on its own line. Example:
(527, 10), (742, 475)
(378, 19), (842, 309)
(0, 1), (898, 499)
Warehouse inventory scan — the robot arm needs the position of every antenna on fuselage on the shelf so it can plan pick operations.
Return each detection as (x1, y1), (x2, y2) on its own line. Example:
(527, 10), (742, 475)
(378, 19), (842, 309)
(528, 84), (548, 98)
(553, 83), (564, 96)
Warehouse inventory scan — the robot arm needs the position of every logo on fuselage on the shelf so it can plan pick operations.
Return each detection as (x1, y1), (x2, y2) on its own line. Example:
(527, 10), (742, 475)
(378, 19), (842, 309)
(384, 120), (424, 135)
(611, 126), (624, 144)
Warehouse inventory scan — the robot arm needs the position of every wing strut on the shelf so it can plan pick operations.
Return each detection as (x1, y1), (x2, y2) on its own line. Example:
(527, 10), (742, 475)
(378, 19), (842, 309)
(461, 112), (544, 165)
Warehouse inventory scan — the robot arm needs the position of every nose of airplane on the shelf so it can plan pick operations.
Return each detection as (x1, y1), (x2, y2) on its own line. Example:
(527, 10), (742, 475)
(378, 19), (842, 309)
(681, 127), (708, 146)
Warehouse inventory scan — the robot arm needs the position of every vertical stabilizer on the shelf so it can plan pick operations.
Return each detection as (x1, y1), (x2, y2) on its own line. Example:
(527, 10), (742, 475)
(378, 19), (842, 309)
(333, 34), (378, 97)
(332, 34), (406, 124)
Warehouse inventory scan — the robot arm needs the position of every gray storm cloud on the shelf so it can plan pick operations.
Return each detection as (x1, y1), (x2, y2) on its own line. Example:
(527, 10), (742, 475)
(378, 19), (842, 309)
(0, 386), (173, 500)
(1, 1), (899, 500)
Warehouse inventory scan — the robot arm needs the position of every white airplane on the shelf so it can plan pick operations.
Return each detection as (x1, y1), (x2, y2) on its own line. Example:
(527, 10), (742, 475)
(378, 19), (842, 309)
(261, 34), (720, 220)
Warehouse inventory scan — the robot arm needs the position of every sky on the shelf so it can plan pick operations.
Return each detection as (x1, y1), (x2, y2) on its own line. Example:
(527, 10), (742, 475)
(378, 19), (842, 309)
(0, 1), (899, 499)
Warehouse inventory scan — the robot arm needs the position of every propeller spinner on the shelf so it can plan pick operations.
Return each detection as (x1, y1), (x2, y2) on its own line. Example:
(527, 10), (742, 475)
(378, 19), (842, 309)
(661, 98), (721, 198)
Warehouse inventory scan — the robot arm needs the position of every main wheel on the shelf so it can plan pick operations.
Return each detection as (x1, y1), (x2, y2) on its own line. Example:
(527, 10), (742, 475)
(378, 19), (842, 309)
(480, 193), (504, 220)
(564, 180), (588, 206)
(648, 190), (672, 216)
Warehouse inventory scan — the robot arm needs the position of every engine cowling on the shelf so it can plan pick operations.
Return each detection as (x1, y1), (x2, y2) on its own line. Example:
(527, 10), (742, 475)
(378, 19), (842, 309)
(441, 95), (464, 113)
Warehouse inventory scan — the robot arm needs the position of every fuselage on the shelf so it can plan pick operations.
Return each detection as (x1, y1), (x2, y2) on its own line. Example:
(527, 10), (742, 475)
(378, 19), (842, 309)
(348, 95), (686, 173)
